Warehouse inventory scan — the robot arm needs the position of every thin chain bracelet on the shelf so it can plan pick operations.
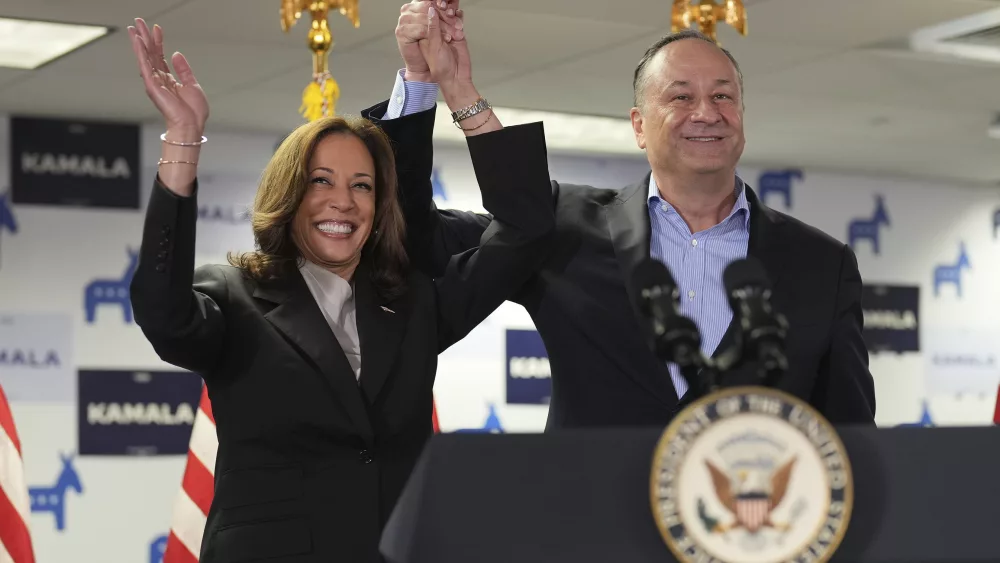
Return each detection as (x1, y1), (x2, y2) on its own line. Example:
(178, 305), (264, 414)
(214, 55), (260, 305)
(161, 132), (207, 146)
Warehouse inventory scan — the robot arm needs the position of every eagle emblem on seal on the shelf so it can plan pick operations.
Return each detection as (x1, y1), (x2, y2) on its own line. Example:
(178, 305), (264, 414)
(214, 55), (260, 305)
(698, 456), (797, 534)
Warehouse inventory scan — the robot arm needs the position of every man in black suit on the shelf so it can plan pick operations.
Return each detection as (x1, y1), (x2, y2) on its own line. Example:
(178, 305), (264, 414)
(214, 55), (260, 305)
(367, 4), (875, 428)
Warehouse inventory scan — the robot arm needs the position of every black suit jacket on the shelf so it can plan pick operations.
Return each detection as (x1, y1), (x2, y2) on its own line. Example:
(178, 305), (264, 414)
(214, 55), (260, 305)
(365, 103), (875, 429)
(130, 121), (554, 563)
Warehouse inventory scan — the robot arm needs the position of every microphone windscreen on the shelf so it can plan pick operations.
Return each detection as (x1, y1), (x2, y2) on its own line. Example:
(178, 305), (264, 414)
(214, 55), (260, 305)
(723, 257), (771, 294)
(631, 258), (677, 311)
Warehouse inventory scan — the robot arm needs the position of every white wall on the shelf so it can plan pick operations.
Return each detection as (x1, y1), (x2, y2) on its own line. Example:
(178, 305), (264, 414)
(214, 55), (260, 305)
(1, 115), (998, 562)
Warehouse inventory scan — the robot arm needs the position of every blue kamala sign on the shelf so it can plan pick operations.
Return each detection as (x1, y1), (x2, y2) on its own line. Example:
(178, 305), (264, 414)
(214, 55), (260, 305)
(505, 329), (551, 405)
(78, 370), (203, 455)
(861, 284), (919, 353)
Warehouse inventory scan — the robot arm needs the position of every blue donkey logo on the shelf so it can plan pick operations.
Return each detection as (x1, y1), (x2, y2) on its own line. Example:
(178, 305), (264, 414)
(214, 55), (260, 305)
(0, 191), (17, 268)
(848, 194), (890, 255)
(84, 247), (139, 323)
(757, 169), (802, 209)
(150, 534), (168, 563)
(29, 452), (83, 531)
(897, 400), (934, 427)
(431, 168), (447, 201)
(933, 242), (970, 298)
(0, 191), (16, 235)
(452, 403), (505, 434)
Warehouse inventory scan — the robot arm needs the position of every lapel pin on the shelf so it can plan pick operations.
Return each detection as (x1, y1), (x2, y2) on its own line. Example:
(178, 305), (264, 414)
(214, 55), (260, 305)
(380, 306), (395, 314)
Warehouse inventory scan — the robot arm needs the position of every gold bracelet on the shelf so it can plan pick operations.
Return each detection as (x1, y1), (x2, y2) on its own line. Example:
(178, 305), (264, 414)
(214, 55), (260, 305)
(158, 158), (198, 166)
(454, 110), (495, 131)
(161, 132), (207, 146)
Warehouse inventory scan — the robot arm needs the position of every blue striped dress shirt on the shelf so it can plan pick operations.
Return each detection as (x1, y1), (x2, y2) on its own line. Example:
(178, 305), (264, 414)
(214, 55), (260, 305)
(383, 71), (752, 399)
(648, 175), (750, 397)
(383, 69), (440, 119)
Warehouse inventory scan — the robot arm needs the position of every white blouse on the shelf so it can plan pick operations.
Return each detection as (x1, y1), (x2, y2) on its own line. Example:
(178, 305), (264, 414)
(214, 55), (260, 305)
(298, 260), (362, 382)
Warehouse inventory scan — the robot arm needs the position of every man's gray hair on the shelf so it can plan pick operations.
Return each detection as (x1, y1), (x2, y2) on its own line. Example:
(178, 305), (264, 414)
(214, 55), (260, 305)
(632, 29), (744, 109)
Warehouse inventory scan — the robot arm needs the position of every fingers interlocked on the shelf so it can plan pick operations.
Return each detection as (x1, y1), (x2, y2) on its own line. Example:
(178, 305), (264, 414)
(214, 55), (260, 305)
(398, 0), (465, 45)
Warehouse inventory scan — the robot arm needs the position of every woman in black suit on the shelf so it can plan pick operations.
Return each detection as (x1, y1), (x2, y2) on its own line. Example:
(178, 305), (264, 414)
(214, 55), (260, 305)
(126, 14), (552, 563)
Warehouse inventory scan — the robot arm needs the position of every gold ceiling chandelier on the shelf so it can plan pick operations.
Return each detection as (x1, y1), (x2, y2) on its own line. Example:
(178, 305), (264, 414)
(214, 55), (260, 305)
(280, 0), (360, 121)
(671, 0), (747, 46)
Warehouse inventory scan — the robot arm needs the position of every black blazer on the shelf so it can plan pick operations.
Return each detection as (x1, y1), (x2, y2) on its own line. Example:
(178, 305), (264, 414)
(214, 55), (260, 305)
(364, 103), (876, 429)
(130, 121), (554, 563)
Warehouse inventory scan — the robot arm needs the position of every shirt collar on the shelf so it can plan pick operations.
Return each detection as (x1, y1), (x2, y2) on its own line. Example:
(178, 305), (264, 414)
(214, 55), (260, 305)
(647, 173), (751, 230)
(300, 260), (354, 304)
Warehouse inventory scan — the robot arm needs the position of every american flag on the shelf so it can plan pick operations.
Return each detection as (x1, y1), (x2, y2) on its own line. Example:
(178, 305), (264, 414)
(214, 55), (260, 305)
(163, 386), (441, 562)
(0, 384), (35, 563)
(993, 384), (1000, 425)
(162, 385), (216, 563)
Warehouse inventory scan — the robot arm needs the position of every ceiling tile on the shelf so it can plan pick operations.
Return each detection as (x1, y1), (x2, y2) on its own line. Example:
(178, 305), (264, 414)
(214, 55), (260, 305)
(146, 0), (414, 49)
(744, 0), (1000, 47)
(355, 5), (657, 76)
(741, 98), (1000, 183)
(471, 0), (770, 28)
(0, 0), (189, 26)
(478, 30), (835, 117)
(750, 50), (1000, 113)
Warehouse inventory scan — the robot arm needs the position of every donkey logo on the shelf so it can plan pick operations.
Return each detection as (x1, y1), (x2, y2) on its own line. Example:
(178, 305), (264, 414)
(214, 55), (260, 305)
(150, 534), (168, 563)
(84, 247), (138, 323)
(431, 168), (448, 201)
(933, 242), (971, 298)
(453, 403), (505, 434)
(848, 194), (890, 255)
(29, 452), (83, 532)
(757, 169), (802, 209)
(0, 190), (17, 268)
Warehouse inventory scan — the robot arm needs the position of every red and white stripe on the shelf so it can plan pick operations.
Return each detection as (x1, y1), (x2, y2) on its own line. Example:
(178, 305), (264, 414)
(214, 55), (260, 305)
(163, 386), (216, 563)
(163, 387), (442, 562)
(993, 384), (1000, 425)
(735, 498), (770, 533)
(432, 398), (440, 433)
(0, 384), (35, 563)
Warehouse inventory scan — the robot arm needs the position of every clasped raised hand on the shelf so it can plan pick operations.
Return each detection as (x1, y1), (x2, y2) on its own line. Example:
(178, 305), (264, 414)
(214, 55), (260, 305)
(397, 0), (468, 86)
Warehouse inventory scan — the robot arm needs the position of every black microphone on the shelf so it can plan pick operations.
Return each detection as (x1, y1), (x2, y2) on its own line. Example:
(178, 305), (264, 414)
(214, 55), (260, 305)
(631, 258), (715, 394)
(722, 257), (789, 386)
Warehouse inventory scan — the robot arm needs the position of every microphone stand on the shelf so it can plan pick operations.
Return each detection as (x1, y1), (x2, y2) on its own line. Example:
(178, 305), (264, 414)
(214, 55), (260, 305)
(755, 340), (788, 388)
(651, 317), (716, 399)
(704, 318), (790, 391)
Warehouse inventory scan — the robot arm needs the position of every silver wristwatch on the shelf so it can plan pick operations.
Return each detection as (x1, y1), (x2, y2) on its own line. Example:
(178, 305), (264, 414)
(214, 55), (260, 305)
(451, 98), (491, 123)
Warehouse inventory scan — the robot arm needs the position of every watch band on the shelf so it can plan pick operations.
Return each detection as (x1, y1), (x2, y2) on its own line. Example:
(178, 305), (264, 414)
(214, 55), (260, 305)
(451, 98), (491, 123)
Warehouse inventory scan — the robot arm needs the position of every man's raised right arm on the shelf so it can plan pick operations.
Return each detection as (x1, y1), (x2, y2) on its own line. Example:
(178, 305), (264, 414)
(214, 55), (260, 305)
(362, 0), (491, 278)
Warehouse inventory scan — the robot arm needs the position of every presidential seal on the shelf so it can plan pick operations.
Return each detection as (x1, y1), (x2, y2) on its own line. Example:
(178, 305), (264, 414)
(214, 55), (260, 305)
(650, 387), (853, 563)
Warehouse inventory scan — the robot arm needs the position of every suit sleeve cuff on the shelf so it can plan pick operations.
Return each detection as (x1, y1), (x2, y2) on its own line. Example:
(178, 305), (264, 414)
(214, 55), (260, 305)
(383, 69), (439, 120)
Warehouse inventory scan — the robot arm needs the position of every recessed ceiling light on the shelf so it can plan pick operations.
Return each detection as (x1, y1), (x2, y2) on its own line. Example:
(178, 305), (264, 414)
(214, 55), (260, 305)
(0, 17), (111, 70)
(910, 8), (1000, 64)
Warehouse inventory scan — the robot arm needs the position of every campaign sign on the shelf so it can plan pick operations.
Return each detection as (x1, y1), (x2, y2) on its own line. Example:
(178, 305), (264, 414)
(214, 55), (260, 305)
(192, 173), (257, 257)
(11, 116), (140, 208)
(0, 313), (74, 402)
(505, 329), (551, 405)
(78, 370), (203, 455)
(924, 329), (1000, 396)
(861, 284), (919, 353)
